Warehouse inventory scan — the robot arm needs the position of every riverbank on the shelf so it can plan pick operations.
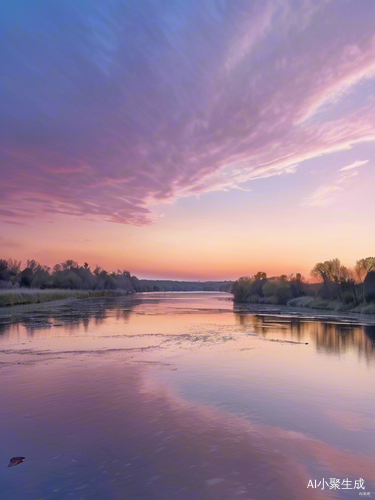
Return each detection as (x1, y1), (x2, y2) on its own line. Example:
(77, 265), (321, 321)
(233, 300), (375, 324)
(233, 295), (375, 316)
(288, 296), (375, 314)
(0, 288), (133, 308)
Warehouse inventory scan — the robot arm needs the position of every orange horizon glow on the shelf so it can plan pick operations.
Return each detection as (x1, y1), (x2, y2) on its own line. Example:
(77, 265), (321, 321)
(1, 2), (374, 280)
(2, 202), (373, 281)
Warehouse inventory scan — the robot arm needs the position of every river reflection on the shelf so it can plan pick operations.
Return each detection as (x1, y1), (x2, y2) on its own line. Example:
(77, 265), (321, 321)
(236, 314), (375, 363)
(1, 294), (374, 362)
(0, 296), (140, 336)
(0, 293), (374, 499)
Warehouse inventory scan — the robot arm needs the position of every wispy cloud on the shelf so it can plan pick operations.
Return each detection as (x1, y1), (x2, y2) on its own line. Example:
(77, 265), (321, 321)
(339, 160), (369, 171)
(1, 1), (375, 224)
(302, 185), (342, 207)
(303, 161), (362, 207)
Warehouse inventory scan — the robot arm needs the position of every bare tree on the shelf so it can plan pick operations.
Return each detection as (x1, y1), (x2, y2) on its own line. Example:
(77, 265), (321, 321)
(254, 271), (267, 280)
(311, 259), (343, 301)
(339, 266), (359, 306)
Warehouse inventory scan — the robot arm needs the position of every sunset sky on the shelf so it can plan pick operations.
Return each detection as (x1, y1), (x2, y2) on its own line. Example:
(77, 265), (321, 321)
(1, 0), (374, 280)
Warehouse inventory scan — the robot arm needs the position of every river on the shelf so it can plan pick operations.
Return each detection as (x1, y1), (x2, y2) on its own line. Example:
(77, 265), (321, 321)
(0, 292), (374, 499)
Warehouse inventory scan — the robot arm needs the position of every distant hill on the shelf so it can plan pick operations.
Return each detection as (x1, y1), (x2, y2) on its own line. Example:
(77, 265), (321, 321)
(137, 280), (233, 292)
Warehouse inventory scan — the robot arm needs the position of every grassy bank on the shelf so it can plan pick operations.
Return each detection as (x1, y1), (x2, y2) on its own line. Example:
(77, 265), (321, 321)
(288, 296), (375, 314)
(0, 289), (132, 307)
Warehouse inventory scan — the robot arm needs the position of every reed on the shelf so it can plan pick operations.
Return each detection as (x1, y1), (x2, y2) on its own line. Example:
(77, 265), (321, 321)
(0, 289), (131, 307)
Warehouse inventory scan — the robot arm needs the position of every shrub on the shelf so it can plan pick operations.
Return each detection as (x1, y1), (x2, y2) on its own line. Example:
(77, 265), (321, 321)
(262, 280), (293, 305)
(364, 271), (375, 303)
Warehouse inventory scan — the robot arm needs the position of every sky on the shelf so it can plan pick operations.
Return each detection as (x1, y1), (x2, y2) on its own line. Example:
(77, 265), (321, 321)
(0, 0), (374, 280)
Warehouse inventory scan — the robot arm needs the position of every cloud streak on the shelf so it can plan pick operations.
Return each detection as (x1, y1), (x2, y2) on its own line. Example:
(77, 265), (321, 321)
(302, 185), (342, 208)
(1, 0), (375, 224)
(303, 161), (363, 207)
(339, 160), (369, 171)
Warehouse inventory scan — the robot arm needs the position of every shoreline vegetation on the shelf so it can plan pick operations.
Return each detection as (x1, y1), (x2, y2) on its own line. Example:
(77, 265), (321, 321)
(1, 257), (375, 315)
(232, 257), (375, 315)
(0, 258), (232, 307)
(0, 289), (132, 308)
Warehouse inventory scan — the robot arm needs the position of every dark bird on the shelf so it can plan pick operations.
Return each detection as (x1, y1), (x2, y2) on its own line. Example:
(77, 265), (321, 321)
(7, 457), (25, 468)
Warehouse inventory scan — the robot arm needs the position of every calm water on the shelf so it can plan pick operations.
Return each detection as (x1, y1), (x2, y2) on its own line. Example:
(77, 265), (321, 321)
(0, 292), (374, 500)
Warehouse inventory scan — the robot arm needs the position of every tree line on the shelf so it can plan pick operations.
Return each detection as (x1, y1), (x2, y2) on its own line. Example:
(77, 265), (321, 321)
(137, 280), (233, 292)
(0, 258), (233, 293)
(310, 257), (375, 305)
(0, 259), (139, 292)
(232, 257), (375, 308)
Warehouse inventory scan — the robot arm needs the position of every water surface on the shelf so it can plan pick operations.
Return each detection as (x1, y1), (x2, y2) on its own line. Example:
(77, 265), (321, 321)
(0, 292), (374, 499)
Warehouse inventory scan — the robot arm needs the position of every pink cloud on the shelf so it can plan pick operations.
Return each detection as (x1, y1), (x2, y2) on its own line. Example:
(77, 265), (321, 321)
(339, 160), (369, 172)
(1, 1), (375, 225)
